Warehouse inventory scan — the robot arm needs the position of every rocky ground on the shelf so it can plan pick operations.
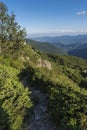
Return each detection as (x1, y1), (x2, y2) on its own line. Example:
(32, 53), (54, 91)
(22, 77), (56, 130)
(27, 88), (56, 130)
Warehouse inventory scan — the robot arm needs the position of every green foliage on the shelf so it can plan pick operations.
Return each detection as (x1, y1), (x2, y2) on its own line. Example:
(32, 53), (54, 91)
(0, 63), (32, 130)
(0, 2), (26, 56)
(22, 53), (87, 130)
(48, 83), (87, 130)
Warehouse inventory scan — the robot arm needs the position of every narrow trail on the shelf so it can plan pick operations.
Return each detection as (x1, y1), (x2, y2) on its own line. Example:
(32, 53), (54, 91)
(22, 77), (56, 130)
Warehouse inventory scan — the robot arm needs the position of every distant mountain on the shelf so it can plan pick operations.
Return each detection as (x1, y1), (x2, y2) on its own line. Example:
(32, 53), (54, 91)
(32, 35), (87, 59)
(55, 42), (87, 50)
(32, 34), (87, 45)
(26, 39), (66, 55)
(68, 48), (87, 59)
(54, 39), (87, 59)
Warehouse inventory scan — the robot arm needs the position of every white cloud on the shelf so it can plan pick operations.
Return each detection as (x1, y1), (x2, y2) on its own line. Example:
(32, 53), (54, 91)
(77, 10), (87, 15)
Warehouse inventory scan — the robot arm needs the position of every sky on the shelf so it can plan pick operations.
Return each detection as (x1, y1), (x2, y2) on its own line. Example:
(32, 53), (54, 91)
(1, 0), (87, 37)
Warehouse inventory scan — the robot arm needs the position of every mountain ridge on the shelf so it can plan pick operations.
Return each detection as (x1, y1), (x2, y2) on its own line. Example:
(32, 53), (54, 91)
(31, 34), (87, 59)
(32, 34), (87, 44)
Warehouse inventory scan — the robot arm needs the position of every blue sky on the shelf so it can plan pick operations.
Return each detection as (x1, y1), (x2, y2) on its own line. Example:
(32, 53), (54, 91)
(1, 0), (87, 37)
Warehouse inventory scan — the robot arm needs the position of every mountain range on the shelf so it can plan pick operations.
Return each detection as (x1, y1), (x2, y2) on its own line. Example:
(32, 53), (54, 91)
(32, 34), (87, 44)
(31, 34), (87, 59)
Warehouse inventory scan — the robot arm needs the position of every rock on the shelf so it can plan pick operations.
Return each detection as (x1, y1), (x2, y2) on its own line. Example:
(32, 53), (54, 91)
(37, 58), (52, 70)
(40, 106), (47, 113)
(34, 110), (40, 121)
(27, 87), (56, 130)
(24, 41), (27, 45)
(22, 77), (56, 130)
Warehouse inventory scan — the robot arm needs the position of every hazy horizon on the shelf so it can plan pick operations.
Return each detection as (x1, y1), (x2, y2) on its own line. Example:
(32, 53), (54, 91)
(28, 32), (87, 38)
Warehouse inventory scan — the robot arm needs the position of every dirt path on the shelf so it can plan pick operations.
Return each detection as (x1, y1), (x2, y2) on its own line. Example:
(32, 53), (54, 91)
(27, 87), (56, 130)
(22, 77), (56, 130)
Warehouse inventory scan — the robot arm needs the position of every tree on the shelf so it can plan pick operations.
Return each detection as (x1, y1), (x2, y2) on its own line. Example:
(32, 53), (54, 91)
(0, 2), (26, 55)
(0, 2), (8, 43)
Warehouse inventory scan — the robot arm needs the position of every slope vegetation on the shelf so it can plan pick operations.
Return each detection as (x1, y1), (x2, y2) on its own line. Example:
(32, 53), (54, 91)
(27, 39), (65, 55)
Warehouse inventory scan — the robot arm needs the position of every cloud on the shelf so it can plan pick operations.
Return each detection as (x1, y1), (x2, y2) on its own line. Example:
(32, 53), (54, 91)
(77, 10), (87, 15)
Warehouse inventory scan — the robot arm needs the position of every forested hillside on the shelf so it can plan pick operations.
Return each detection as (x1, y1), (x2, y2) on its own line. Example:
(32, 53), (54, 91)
(33, 35), (87, 59)
(0, 2), (87, 130)
(26, 39), (65, 55)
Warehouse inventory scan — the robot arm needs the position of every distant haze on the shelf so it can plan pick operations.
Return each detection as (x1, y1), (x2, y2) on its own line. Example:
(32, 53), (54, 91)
(28, 32), (87, 38)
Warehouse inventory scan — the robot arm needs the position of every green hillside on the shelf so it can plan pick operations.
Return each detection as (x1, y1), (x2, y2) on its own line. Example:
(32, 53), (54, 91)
(26, 39), (65, 55)
(0, 2), (87, 130)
